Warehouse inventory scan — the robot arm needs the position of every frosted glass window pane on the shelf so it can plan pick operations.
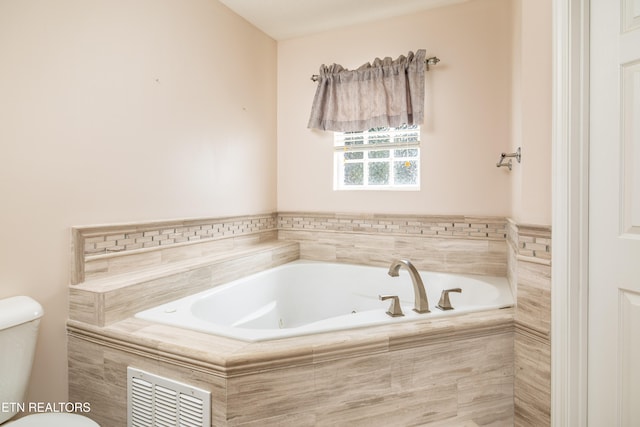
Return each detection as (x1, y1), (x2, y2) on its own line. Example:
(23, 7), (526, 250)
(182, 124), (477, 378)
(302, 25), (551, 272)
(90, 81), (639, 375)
(394, 161), (418, 185)
(344, 163), (363, 185)
(368, 162), (389, 185)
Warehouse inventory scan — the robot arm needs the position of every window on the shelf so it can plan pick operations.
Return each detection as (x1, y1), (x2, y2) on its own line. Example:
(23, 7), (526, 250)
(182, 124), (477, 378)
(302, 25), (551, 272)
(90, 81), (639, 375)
(334, 125), (420, 190)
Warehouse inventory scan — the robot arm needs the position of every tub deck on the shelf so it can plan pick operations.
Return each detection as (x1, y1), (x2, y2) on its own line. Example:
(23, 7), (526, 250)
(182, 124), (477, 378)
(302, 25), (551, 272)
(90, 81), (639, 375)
(135, 260), (513, 342)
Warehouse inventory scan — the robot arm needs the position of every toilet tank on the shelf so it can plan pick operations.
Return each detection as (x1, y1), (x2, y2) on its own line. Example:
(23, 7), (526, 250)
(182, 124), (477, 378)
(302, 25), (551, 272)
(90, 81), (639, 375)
(0, 296), (44, 424)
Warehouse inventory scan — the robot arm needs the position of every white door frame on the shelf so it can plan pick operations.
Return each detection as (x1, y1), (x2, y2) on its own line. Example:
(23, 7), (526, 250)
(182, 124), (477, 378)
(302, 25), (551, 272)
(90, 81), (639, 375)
(551, 0), (590, 425)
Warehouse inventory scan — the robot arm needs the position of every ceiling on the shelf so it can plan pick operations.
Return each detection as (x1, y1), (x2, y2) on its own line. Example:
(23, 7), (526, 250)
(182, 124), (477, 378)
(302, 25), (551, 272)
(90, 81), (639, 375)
(218, 0), (470, 40)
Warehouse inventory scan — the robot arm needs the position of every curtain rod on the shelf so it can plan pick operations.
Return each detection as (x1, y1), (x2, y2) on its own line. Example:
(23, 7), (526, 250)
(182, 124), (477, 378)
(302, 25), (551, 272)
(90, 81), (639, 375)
(310, 56), (440, 82)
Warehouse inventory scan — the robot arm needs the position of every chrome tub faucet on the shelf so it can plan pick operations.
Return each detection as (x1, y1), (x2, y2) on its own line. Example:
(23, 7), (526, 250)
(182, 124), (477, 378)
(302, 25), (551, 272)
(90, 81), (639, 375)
(387, 259), (430, 313)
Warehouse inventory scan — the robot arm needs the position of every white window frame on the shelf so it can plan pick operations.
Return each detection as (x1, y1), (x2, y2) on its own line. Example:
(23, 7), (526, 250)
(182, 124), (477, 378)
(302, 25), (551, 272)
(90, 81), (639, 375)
(333, 125), (421, 191)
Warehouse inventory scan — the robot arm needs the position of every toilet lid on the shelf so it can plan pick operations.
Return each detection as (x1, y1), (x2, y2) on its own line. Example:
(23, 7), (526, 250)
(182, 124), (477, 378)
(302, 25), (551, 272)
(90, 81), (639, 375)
(7, 413), (99, 427)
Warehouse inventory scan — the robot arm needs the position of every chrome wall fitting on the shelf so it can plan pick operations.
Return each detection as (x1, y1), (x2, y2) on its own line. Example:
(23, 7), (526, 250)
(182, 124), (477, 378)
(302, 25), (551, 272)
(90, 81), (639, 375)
(496, 147), (522, 170)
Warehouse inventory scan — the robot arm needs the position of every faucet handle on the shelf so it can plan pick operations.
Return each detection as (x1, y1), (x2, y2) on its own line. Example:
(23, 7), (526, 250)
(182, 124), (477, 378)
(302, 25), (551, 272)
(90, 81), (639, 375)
(379, 295), (404, 317)
(436, 288), (462, 311)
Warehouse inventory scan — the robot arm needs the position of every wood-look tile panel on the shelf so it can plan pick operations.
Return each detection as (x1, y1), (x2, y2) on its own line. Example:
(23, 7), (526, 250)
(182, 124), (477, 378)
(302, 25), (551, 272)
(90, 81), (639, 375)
(68, 335), (126, 427)
(312, 352), (393, 406)
(68, 288), (102, 325)
(390, 333), (512, 393)
(514, 329), (550, 427)
(280, 230), (507, 276)
(457, 365), (514, 426)
(68, 334), (229, 427)
(234, 412), (317, 427)
(515, 260), (551, 336)
(69, 307), (515, 426)
(226, 364), (320, 424)
(316, 384), (459, 426)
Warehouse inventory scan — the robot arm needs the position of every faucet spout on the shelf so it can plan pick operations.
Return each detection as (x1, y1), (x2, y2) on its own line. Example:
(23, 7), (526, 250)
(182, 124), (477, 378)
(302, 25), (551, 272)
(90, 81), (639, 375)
(387, 259), (430, 313)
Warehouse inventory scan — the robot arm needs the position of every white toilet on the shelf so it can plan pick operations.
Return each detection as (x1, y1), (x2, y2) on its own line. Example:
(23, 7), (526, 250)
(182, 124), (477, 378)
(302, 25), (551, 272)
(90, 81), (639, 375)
(0, 296), (99, 426)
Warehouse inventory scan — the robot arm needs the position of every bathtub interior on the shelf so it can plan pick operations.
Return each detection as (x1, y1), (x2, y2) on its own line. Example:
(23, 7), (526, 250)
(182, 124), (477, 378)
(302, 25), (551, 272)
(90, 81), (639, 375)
(137, 261), (514, 341)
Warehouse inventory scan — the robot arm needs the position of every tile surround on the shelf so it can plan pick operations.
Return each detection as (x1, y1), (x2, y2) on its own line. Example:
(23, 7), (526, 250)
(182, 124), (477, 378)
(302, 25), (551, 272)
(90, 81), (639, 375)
(278, 212), (509, 277)
(67, 211), (551, 427)
(506, 219), (552, 426)
(71, 212), (510, 284)
(72, 213), (278, 284)
(514, 328), (551, 427)
(68, 310), (514, 426)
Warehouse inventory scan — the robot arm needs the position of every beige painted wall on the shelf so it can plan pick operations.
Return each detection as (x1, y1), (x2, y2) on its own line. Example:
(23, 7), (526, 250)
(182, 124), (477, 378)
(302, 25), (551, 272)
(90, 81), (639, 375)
(277, 0), (514, 216)
(510, 0), (552, 225)
(277, 0), (552, 224)
(0, 0), (276, 403)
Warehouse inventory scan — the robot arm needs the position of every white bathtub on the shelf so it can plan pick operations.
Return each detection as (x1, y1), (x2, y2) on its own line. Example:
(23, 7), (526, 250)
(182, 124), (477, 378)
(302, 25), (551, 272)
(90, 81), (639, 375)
(136, 260), (514, 342)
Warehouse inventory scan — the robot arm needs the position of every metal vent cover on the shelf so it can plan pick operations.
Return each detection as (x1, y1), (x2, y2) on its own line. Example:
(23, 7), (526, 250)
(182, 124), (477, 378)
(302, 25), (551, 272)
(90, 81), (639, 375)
(127, 367), (211, 427)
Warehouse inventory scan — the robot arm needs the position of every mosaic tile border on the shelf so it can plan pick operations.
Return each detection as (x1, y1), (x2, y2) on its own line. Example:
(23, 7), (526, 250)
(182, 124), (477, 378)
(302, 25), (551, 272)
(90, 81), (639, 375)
(79, 213), (278, 257)
(514, 223), (552, 264)
(76, 212), (508, 260)
(278, 212), (507, 240)
(72, 212), (549, 285)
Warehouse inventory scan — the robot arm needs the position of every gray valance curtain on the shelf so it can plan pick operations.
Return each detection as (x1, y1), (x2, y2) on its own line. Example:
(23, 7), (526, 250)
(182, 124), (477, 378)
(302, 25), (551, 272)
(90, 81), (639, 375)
(307, 49), (426, 132)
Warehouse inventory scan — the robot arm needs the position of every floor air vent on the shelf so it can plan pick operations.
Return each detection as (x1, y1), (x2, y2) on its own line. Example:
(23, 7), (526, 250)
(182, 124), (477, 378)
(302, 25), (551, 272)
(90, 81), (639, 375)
(127, 367), (211, 427)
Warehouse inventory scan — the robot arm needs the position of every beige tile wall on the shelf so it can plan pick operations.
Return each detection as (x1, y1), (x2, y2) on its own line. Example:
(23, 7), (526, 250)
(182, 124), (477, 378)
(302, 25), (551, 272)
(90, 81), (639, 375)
(72, 212), (509, 285)
(278, 212), (508, 277)
(68, 310), (514, 426)
(71, 213), (278, 284)
(514, 327), (551, 427)
(507, 221), (552, 426)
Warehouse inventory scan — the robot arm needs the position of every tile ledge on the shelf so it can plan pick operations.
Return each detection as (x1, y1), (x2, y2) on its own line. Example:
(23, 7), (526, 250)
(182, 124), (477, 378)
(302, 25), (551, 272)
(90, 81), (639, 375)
(73, 240), (298, 292)
(67, 308), (514, 378)
(516, 254), (552, 266)
(515, 320), (550, 342)
(506, 217), (552, 231)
